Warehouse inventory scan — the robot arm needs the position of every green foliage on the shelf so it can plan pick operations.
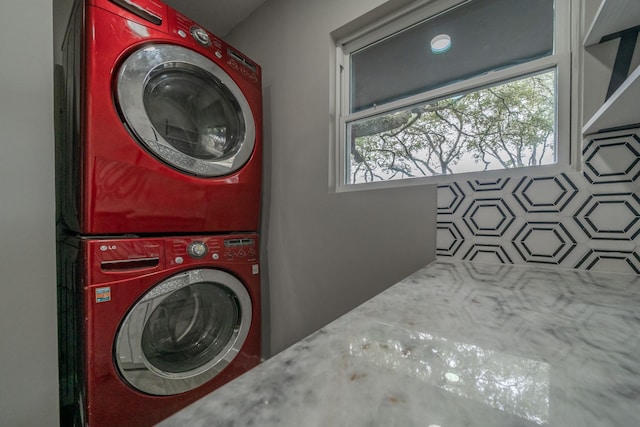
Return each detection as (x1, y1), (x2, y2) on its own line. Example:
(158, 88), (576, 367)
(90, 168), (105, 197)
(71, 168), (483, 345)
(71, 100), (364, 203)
(350, 71), (556, 183)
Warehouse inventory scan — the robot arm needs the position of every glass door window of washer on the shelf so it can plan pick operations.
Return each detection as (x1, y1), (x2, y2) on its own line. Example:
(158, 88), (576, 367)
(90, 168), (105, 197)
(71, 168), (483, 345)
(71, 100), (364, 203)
(115, 269), (252, 395)
(117, 44), (256, 177)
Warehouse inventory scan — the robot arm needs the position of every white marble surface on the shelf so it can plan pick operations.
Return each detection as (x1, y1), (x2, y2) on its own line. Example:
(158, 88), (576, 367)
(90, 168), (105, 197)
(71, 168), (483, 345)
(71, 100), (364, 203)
(158, 261), (640, 426)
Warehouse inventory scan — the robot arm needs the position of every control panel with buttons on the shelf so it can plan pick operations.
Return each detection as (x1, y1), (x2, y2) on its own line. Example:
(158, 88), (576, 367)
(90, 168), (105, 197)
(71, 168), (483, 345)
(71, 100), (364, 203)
(165, 235), (258, 267)
(168, 10), (261, 87)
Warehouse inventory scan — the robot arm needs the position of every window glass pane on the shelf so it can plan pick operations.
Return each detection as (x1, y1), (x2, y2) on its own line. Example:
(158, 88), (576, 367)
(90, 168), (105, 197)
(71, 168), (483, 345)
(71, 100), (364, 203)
(347, 70), (557, 184)
(350, 0), (554, 112)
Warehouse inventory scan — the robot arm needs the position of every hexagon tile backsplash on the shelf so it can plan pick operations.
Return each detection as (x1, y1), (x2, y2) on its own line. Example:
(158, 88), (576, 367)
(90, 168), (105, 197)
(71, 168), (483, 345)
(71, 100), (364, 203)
(437, 128), (640, 274)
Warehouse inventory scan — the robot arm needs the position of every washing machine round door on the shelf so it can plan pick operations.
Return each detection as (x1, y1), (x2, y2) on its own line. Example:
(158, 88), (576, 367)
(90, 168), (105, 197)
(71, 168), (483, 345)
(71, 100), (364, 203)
(116, 44), (256, 177)
(114, 269), (252, 396)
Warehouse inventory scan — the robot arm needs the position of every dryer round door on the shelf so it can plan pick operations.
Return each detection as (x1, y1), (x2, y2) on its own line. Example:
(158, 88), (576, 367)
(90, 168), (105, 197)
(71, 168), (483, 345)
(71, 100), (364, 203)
(114, 269), (252, 396)
(116, 44), (256, 177)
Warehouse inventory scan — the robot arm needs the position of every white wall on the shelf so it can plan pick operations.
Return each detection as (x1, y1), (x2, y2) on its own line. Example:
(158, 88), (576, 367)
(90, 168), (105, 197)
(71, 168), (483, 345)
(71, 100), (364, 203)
(0, 1), (59, 426)
(226, 0), (438, 355)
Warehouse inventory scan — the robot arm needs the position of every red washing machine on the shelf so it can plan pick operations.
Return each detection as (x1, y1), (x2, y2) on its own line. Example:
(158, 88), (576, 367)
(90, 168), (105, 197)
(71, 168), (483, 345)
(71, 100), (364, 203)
(59, 0), (262, 235)
(58, 233), (261, 426)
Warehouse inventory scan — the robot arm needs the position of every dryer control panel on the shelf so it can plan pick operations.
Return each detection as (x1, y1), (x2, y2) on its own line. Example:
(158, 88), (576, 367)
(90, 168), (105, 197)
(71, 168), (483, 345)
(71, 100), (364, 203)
(168, 9), (261, 86)
(166, 235), (259, 267)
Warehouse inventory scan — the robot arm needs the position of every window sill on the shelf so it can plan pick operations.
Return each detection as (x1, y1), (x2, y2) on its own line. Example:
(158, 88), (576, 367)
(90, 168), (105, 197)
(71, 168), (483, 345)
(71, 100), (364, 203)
(335, 162), (573, 193)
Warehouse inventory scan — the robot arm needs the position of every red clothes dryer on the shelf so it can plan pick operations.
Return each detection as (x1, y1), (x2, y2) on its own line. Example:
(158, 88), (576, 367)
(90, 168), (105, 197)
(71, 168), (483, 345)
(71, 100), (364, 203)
(58, 233), (261, 427)
(59, 0), (262, 235)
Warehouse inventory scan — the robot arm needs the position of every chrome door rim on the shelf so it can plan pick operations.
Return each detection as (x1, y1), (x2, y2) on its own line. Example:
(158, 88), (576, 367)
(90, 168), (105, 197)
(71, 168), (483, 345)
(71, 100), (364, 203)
(117, 44), (256, 177)
(114, 269), (252, 395)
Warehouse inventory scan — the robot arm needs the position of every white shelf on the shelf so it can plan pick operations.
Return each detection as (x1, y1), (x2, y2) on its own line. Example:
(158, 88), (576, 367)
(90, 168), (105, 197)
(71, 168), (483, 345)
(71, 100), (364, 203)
(584, 0), (640, 46)
(583, 63), (640, 134)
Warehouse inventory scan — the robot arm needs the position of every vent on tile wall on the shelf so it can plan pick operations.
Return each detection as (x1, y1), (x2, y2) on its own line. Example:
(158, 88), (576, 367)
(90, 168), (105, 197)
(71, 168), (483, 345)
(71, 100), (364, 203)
(436, 128), (640, 274)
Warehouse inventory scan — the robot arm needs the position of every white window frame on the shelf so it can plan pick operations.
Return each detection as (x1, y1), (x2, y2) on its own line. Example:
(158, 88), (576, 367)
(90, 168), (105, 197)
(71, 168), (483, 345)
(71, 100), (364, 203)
(334, 0), (579, 192)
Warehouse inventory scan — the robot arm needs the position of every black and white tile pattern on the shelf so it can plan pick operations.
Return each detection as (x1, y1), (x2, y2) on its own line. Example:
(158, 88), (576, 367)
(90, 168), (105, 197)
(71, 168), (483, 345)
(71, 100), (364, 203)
(583, 131), (640, 184)
(437, 129), (640, 273)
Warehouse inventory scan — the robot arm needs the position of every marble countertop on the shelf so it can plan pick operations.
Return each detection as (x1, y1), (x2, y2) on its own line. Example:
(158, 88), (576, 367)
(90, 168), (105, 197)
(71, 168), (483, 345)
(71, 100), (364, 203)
(158, 261), (640, 427)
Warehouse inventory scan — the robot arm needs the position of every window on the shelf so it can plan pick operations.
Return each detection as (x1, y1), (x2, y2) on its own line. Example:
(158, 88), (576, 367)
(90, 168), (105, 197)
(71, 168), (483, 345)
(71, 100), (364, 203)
(335, 0), (573, 189)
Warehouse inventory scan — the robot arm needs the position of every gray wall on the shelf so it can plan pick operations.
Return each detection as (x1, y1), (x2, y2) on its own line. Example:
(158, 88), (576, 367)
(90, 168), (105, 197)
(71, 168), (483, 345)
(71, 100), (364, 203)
(226, 0), (438, 356)
(0, 1), (59, 426)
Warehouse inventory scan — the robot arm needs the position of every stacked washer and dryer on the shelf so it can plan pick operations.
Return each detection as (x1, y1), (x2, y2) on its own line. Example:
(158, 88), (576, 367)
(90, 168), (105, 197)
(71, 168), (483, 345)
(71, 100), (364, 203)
(56, 1), (262, 426)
